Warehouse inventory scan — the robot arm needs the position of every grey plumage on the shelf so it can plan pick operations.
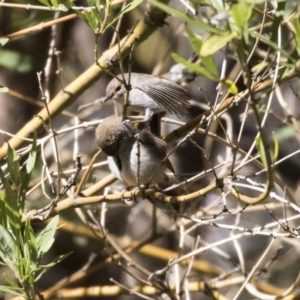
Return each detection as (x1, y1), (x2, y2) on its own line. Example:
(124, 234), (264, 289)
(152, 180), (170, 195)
(95, 115), (174, 186)
(104, 73), (190, 121)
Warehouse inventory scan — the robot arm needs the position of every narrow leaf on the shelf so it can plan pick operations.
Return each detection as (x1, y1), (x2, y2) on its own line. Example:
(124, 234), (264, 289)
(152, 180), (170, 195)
(221, 79), (238, 95)
(185, 27), (202, 54)
(230, 2), (252, 28)
(3, 274), (19, 288)
(272, 132), (279, 163)
(255, 137), (267, 168)
(0, 285), (23, 296)
(200, 32), (238, 56)
(26, 132), (37, 174)
(35, 252), (71, 282)
(0, 85), (9, 93)
(36, 215), (59, 258)
(0, 38), (9, 47)
(292, 18), (300, 56)
(7, 143), (20, 186)
(0, 225), (17, 266)
(0, 190), (7, 227)
(107, 0), (143, 29)
(0, 167), (21, 233)
(172, 53), (218, 81)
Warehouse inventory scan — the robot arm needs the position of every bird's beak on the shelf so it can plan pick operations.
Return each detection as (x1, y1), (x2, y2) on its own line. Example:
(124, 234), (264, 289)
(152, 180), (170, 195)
(102, 93), (114, 102)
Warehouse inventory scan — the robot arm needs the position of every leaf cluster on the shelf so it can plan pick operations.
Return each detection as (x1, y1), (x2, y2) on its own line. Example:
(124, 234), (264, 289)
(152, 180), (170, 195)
(0, 137), (68, 299)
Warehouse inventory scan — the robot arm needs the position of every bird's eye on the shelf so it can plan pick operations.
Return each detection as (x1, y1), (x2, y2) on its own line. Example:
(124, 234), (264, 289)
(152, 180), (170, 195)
(115, 85), (122, 92)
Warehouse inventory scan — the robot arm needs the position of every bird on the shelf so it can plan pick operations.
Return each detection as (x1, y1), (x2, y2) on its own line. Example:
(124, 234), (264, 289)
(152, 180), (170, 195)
(95, 115), (175, 187)
(103, 73), (190, 122)
(169, 64), (197, 86)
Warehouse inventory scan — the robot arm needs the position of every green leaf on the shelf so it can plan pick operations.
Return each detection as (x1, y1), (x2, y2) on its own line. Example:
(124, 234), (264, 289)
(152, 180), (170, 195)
(76, 9), (100, 33)
(251, 61), (269, 73)
(0, 85), (9, 93)
(36, 215), (59, 258)
(26, 134), (37, 174)
(201, 55), (219, 78)
(0, 284), (23, 296)
(185, 27), (219, 77)
(18, 134), (37, 211)
(0, 225), (17, 268)
(221, 79), (238, 95)
(250, 31), (292, 59)
(0, 167), (21, 233)
(172, 53), (218, 81)
(37, 0), (50, 6)
(115, 0), (142, 17)
(292, 17), (300, 56)
(255, 136), (267, 168)
(230, 2), (252, 28)
(150, 0), (222, 35)
(50, 0), (58, 8)
(200, 32), (238, 56)
(7, 143), (20, 186)
(185, 27), (202, 54)
(0, 50), (33, 72)
(0, 190), (7, 227)
(272, 132), (279, 163)
(106, 0), (143, 31)
(3, 274), (19, 288)
(24, 219), (38, 264)
(20, 257), (32, 282)
(0, 38), (9, 47)
(35, 252), (71, 282)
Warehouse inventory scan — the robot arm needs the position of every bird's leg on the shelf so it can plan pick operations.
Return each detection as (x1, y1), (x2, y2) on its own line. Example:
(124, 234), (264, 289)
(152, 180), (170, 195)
(120, 186), (133, 204)
(142, 108), (153, 123)
(121, 184), (148, 203)
(130, 108), (153, 124)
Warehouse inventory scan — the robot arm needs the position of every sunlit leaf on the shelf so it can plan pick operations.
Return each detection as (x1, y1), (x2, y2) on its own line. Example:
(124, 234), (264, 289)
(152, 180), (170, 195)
(50, 0), (58, 8)
(186, 27), (202, 54)
(230, 2), (252, 28)
(221, 79), (238, 95)
(0, 38), (9, 47)
(200, 32), (238, 56)
(251, 62), (269, 73)
(292, 17), (300, 56)
(0, 85), (9, 93)
(172, 53), (218, 80)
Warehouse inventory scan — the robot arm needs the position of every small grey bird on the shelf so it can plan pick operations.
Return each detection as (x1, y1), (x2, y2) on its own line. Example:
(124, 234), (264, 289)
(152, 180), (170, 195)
(169, 64), (197, 86)
(103, 73), (190, 122)
(95, 115), (174, 187)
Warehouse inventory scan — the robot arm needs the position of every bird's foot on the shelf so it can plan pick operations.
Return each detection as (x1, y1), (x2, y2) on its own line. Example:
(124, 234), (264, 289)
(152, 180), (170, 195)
(120, 186), (140, 204)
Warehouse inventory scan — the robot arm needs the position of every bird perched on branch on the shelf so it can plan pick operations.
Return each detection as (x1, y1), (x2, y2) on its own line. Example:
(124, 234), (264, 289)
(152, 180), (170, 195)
(95, 115), (174, 187)
(102, 73), (190, 122)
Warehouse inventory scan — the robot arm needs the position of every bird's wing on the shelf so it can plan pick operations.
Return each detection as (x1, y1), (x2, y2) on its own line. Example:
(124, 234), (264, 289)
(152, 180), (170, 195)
(136, 77), (190, 117)
(138, 131), (175, 174)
